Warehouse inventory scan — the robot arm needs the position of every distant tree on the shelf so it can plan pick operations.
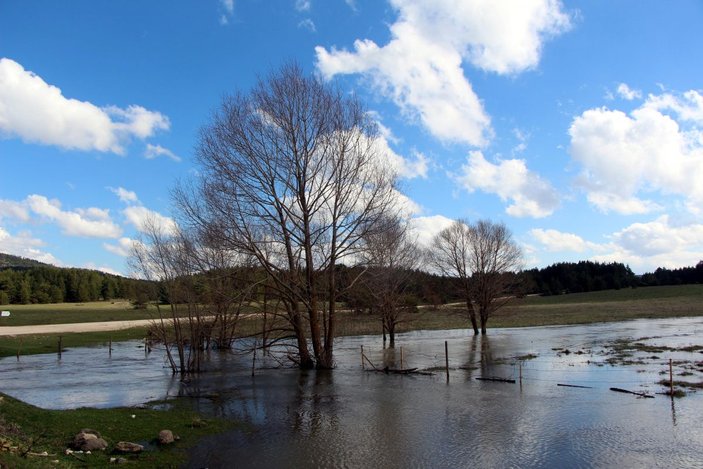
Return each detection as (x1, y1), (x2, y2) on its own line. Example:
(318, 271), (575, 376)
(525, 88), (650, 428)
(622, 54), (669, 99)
(359, 216), (422, 347)
(432, 219), (522, 335)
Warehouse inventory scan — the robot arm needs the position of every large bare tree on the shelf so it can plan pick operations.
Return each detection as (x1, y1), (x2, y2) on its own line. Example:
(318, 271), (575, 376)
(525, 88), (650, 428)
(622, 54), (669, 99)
(179, 63), (396, 369)
(432, 219), (522, 335)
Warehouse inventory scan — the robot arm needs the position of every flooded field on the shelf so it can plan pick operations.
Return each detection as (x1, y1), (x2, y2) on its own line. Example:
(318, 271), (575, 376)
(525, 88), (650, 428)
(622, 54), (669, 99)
(2, 317), (702, 468)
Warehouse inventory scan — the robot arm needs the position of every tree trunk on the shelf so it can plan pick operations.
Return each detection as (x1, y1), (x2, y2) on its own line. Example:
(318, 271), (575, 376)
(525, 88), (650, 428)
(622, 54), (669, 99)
(465, 299), (479, 335)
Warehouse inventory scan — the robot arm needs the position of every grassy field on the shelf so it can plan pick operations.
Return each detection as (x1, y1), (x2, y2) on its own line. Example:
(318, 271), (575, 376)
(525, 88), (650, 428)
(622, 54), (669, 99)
(335, 284), (703, 336)
(0, 392), (236, 468)
(0, 300), (157, 326)
(1, 285), (702, 358)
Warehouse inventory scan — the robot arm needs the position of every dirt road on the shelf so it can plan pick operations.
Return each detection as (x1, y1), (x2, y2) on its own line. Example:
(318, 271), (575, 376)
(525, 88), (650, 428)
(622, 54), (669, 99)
(0, 319), (155, 337)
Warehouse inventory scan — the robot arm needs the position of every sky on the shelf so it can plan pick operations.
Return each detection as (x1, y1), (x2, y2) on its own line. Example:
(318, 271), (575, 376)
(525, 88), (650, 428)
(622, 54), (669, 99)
(1, 0), (703, 276)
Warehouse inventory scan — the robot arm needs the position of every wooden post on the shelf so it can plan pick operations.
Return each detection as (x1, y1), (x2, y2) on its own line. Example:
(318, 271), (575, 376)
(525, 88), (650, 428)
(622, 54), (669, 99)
(251, 341), (257, 377)
(445, 341), (449, 383)
(519, 361), (523, 387)
(58, 336), (62, 359)
(400, 346), (404, 371)
(16, 338), (22, 361)
(361, 345), (364, 369)
(109, 337), (112, 358)
(669, 358), (674, 396)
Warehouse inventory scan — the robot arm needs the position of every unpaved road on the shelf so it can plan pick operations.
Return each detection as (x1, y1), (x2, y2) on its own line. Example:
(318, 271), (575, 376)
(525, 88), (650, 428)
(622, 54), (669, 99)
(0, 319), (156, 336)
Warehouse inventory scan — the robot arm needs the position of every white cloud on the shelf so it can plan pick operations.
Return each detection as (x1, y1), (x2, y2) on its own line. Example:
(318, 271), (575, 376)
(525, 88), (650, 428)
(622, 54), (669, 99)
(0, 227), (60, 265)
(123, 206), (178, 235)
(593, 217), (703, 272)
(298, 19), (316, 32)
(295, 0), (311, 12)
(220, 0), (234, 24)
(530, 228), (602, 253)
(372, 122), (429, 179)
(104, 237), (136, 258)
(408, 214), (455, 248)
(0, 58), (169, 154)
(144, 143), (182, 162)
(26, 195), (121, 238)
(108, 187), (139, 204)
(454, 151), (559, 218)
(569, 90), (703, 214)
(531, 217), (703, 273)
(645, 89), (703, 124)
(315, 0), (571, 145)
(616, 83), (641, 101)
(0, 199), (30, 222)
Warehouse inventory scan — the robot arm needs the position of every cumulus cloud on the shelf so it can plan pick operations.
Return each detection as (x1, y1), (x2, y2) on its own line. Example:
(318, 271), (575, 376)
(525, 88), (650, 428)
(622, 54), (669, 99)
(144, 143), (182, 162)
(26, 195), (122, 238)
(123, 206), (178, 235)
(569, 89), (703, 214)
(0, 199), (30, 222)
(454, 151), (559, 218)
(408, 214), (455, 248)
(0, 58), (169, 154)
(0, 227), (60, 265)
(315, 0), (571, 145)
(108, 187), (139, 204)
(616, 83), (641, 101)
(103, 237), (136, 257)
(531, 217), (703, 272)
(530, 228), (603, 253)
(373, 121), (429, 179)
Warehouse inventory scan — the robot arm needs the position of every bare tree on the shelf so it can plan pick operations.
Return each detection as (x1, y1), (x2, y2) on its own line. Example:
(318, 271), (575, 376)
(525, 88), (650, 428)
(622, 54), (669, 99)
(129, 217), (208, 375)
(179, 63), (397, 369)
(359, 216), (422, 347)
(431, 219), (522, 335)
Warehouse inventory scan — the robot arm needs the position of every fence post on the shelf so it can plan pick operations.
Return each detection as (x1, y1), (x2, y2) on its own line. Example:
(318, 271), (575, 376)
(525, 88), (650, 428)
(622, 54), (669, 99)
(520, 361), (524, 386)
(669, 358), (674, 396)
(58, 336), (62, 359)
(400, 346), (404, 370)
(361, 345), (364, 369)
(445, 341), (449, 383)
(109, 337), (112, 358)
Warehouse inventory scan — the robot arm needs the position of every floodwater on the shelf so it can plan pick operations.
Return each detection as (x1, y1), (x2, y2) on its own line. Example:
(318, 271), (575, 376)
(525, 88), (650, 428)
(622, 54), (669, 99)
(2, 318), (703, 468)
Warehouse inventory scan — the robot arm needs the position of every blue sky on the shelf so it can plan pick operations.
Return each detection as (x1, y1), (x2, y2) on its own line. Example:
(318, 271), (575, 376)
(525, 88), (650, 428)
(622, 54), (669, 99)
(1, 0), (703, 276)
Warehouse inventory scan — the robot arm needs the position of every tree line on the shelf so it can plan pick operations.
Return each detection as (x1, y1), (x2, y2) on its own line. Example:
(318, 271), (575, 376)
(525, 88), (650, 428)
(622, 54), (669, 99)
(0, 264), (154, 305)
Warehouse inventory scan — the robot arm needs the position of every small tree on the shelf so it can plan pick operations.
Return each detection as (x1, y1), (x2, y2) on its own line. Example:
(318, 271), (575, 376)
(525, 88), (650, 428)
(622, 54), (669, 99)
(359, 216), (422, 347)
(432, 219), (522, 335)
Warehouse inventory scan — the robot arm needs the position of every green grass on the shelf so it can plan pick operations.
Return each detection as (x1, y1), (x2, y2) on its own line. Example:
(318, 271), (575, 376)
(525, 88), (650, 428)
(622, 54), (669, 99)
(0, 328), (149, 358)
(2, 285), (702, 358)
(491, 284), (703, 328)
(0, 392), (238, 468)
(0, 300), (157, 326)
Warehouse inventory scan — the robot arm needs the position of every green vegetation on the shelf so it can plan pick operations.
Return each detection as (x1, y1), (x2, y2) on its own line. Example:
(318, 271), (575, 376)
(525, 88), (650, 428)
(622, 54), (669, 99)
(1, 285), (702, 359)
(0, 329), (148, 358)
(0, 393), (236, 468)
(0, 300), (157, 326)
(0, 255), (154, 305)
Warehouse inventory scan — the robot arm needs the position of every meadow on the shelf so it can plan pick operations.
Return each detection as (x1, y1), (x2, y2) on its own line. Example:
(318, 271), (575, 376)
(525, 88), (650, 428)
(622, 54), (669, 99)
(1, 284), (702, 358)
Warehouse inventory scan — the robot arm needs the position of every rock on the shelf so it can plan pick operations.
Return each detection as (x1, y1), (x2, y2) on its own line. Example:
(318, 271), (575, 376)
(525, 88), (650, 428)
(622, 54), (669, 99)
(158, 429), (175, 445)
(73, 429), (108, 451)
(114, 441), (144, 453)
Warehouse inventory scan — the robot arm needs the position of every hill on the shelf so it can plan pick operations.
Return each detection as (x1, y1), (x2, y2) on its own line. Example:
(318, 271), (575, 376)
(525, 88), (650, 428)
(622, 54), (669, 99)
(0, 253), (53, 269)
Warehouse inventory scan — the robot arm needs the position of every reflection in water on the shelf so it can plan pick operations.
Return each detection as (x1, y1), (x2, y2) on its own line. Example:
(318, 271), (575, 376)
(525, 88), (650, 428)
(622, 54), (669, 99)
(1, 318), (703, 467)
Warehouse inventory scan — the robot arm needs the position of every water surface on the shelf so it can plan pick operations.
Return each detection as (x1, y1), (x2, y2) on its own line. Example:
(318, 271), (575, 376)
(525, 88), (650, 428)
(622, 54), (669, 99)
(2, 318), (702, 468)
